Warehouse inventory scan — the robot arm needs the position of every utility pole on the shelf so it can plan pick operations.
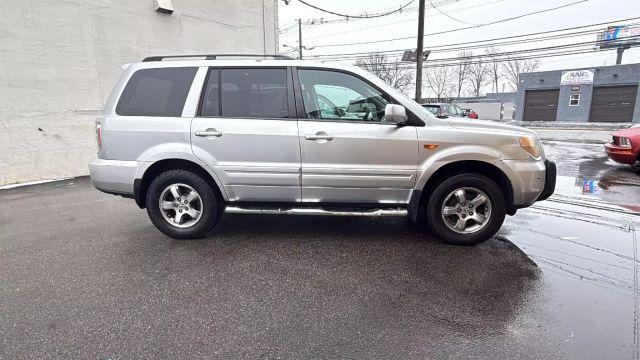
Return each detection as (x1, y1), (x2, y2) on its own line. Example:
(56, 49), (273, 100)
(616, 45), (629, 65)
(414, 0), (426, 103)
(298, 18), (303, 60)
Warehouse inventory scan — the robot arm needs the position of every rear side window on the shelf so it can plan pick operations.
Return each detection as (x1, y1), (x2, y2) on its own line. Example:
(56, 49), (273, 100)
(116, 67), (197, 117)
(220, 68), (288, 118)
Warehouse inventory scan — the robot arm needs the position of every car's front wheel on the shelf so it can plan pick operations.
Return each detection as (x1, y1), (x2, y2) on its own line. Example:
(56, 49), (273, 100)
(426, 173), (506, 245)
(146, 170), (221, 239)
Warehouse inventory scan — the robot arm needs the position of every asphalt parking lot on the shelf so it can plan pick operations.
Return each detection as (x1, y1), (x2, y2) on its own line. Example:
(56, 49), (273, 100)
(2, 137), (640, 359)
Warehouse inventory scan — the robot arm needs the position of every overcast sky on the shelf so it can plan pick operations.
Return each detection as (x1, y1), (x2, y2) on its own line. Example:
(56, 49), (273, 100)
(278, 0), (640, 96)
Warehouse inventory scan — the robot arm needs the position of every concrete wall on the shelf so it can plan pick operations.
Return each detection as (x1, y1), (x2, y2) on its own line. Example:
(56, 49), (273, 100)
(515, 63), (640, 122)
(0, 0), (279, 186)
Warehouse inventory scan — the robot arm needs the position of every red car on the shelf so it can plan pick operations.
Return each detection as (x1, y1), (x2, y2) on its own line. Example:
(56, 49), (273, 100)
(605, 125), (640, 166)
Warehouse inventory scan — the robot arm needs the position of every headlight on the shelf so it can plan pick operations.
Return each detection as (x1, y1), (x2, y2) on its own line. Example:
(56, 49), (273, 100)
(518, 135), (541, 158)
(618, 137), (632, 149)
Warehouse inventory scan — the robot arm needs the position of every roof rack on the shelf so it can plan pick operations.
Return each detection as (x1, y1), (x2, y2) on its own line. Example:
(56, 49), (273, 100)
(142, 54), (294, 62)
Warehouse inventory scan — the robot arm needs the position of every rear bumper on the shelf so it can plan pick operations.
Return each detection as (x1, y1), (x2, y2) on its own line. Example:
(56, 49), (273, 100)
(89, 158), (140, 196)
(604, 143), (637, 165)
(536, 160), (556, 202)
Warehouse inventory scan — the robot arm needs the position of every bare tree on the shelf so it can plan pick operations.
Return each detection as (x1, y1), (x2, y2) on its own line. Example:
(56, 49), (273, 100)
(356, 52), (414, 92)
(467, 57), (490, 97)
(454, 51), (472, 98)
(424, 62), (454, 101)
(485, 47), (503, 93)
(502, 57), (541, 91)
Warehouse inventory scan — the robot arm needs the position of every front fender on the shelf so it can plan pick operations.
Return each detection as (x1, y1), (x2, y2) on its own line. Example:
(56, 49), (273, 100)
(415, 144), (505, 190)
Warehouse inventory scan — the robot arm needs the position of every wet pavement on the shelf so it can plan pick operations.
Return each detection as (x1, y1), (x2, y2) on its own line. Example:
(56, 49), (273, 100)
(1, 136), (640, 359)
(542, 138), (640, 211)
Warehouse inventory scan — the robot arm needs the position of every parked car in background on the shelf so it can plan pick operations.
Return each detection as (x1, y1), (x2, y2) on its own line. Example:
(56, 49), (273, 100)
(422, 103), (474, 119)
(89, 54), (555, 246)
(461, 108), (479, 119)
(605, 124), (640, 169)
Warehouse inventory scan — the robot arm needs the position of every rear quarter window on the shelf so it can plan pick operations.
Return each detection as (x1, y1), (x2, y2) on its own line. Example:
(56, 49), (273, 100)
(116, 67), (197, 117)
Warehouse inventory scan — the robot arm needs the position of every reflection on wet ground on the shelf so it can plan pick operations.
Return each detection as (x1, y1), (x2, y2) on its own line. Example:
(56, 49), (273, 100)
(543, 140), (640, 210)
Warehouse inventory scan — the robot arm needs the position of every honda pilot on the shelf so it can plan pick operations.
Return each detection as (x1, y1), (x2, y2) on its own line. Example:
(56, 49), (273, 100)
(89, 54), (555, 245)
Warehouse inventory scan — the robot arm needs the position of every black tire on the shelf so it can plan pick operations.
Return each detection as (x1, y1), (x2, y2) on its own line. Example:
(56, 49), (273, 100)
(145, 169), (221, 239)
(426, 173), (506, 246)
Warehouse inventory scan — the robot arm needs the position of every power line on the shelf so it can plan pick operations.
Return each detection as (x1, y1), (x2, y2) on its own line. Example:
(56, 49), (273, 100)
(302, 36), (639, 67)
(308, 28), (601, 60)
(428, 0), (477, 25)
(375, 35), (640, 68)
(304, 17), (640, 60)
(322, 38), (609, 64)
(278, 0), (456, 37)
(295, 0), (416, 19)
(293, 0), (459, 26)
(279, 23), (298, 34)
(309, 25), (640, 61)
(310, 0), (590, 48)
(301, 0), (506, 41)
(384, 48), (616, 69)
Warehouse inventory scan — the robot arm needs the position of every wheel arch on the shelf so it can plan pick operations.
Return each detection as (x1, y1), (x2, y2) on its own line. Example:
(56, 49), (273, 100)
(134, 158), (226, 209)
(411, 160), (515, 221)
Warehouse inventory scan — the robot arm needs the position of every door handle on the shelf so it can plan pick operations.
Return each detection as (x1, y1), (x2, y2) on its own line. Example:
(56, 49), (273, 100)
(305, 133), (333, 141)
(195, 129), (222, 137)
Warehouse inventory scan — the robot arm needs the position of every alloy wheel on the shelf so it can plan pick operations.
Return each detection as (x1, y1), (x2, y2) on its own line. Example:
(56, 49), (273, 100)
(158, 183), (203, 228)
(441, 187), (492, 234)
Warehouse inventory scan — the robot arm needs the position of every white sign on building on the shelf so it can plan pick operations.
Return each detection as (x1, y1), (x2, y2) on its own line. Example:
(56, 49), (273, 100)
(560, 69), (594, 85)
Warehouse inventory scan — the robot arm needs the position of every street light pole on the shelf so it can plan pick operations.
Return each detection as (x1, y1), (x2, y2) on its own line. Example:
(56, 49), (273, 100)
(298, 18), (303, 60)
(414, 0), (426, 103)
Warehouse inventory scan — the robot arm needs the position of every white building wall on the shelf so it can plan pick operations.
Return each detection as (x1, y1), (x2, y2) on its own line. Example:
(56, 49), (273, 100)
(454, 102), (503, 120)
(0, 0), (279, 186)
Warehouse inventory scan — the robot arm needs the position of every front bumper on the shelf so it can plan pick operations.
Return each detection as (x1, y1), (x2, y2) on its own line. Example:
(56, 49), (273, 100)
(604, 143), (637, 165)
(536, 160), (556, 201)
(501, 158), (556, 211)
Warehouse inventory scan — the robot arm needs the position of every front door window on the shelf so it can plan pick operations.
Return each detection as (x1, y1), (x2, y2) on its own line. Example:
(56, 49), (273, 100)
(298, 69), (391, 122)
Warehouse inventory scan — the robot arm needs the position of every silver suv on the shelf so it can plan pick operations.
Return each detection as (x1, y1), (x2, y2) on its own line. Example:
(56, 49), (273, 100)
(89, 54), (555, 245)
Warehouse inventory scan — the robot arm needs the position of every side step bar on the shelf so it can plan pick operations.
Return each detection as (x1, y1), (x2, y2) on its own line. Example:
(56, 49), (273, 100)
(225, 206), (408, 217)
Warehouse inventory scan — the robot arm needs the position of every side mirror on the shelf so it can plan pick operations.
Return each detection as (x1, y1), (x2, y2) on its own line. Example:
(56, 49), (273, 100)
(436, 112), (449, 119)
(384, 104), (408, 125)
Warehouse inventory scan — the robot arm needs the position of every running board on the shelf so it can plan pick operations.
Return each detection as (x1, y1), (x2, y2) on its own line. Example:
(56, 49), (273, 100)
(225, 206), (408, 217)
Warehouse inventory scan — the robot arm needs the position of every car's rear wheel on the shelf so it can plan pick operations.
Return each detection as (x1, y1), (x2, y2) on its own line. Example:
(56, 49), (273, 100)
(146, 170), (221, 239)
(426, 173), (506, 245)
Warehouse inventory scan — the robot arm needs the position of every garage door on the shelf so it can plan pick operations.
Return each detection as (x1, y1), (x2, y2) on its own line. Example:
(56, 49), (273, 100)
(523, 89), (559, 121)
(589, 85), (637, 122)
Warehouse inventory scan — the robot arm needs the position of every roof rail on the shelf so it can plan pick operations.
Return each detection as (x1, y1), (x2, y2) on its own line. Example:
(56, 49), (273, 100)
(142, 54), (294, 62)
